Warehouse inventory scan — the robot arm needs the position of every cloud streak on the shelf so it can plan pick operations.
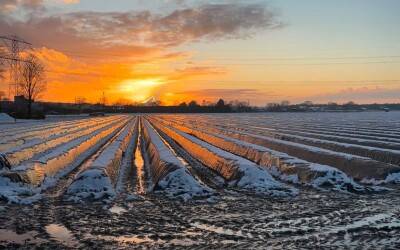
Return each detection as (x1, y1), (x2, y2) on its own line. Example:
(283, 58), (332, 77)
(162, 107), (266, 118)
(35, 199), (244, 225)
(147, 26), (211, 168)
(161, 88), (276, 105)
(304, 86), (400, 104)
(1, 3), (281, 49)
(0, 2), (283, 103)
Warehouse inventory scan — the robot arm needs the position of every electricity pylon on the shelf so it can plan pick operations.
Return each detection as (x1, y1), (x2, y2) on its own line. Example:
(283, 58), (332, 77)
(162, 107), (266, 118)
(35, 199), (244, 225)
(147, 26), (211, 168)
(0, 35), (32, 99)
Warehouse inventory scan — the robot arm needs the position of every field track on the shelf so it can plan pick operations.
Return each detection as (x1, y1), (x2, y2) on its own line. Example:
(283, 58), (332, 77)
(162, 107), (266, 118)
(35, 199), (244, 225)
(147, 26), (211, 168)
(0, 112), (400, 248)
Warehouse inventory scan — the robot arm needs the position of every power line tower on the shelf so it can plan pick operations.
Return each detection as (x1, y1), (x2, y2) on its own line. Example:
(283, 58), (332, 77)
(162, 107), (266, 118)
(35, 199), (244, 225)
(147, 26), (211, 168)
(0, 35), (32, 99)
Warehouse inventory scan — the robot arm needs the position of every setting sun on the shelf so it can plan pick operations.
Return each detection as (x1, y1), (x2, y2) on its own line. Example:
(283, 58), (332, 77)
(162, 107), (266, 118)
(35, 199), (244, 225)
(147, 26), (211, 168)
(118, 79), (164, 102)
(1, 1), (400, 248)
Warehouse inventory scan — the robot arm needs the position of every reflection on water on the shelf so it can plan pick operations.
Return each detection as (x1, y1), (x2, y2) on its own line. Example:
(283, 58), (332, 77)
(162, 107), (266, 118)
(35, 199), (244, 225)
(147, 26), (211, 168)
(135, 123), (146, 194)
(45, 224), (79, 247)
(0, 229), (43, 245)
(94, 234), (198, 246)
(191, 222), (246, 238)
(99, 235), (158, 244)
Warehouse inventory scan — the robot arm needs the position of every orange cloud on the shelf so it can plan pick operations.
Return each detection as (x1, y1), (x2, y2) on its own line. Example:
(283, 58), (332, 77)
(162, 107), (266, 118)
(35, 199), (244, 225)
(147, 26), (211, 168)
(25, 47), (227, 104)
(0, 3), (282, 104)
(160, 88), (276, 105)
(61, 0), (79, 3)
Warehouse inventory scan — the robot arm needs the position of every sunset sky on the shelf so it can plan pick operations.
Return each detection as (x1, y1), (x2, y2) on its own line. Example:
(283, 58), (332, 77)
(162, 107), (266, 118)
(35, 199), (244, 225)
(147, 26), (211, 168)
(1, 0), (399, 105)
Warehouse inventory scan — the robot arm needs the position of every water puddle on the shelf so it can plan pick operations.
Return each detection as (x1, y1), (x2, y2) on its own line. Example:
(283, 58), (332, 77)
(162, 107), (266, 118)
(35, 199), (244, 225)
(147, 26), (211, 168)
(92, 233), (202, 247)
(88, 233), (164, 245)
(45, 224), (79, 247)
(135, 123), (147, 194)
(191, 222), (247, 238)
(0, 229), (43, 245)
(169, 238), (199, 246)
(103, 235), (157, 244)
(220, 240), (237, 244)
(109, 205), (127, 215)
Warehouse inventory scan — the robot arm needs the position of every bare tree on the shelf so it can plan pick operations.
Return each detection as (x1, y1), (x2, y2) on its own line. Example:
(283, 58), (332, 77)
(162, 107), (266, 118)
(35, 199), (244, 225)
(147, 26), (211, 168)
(19, 54), (46, 118)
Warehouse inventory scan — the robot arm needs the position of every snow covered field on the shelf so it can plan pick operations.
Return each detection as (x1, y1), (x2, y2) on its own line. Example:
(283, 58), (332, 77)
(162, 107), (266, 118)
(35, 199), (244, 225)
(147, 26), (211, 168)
(0, 112), (400, 248)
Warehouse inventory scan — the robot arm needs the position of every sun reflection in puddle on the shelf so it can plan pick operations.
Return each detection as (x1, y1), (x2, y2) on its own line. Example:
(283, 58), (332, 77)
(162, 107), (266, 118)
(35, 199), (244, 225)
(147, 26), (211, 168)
(45, 224), (79, 247)
(135, 123), (147, 194)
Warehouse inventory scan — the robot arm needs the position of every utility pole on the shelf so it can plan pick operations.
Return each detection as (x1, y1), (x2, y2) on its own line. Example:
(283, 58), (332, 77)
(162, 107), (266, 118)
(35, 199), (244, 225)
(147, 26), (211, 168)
(99, 91), (107, 107)
(0, 35), (32, 99)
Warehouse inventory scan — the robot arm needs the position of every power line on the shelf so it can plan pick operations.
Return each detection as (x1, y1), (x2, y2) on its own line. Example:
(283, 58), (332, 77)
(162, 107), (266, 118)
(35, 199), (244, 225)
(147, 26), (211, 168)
(0, 55), (31, 63)
(205, 61), (400, 66)
(2, 36), (400, 86)
(30, 42), (400, 62)
(42, 68), (400, 84)
(0, 36), (32, 46)
(6, 53), (400, 67)
(195, 55), (400, 61)
(185, 80), (400, 83)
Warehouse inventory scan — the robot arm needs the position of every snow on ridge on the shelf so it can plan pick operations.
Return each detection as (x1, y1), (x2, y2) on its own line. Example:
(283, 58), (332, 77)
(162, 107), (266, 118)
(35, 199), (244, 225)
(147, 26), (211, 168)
(0, 121), (128, 204)
(4, 116), (128, 166)
(306, 164), (365, 192)
(66, 119), (136, 202)
(181, 119), (400, 182)
(1, 116), (118, 154)
(149, 118), (297, 197)
(158, 119), (366, 193)
(361, 172), (400, 185)
(157, 168), (214, 202)
(0, 113), (15, 124)
(0, 176), (41, 204)
(143, 119), (214, 201)
(66, 168), (116, 202)
(242, 125), (400, 166)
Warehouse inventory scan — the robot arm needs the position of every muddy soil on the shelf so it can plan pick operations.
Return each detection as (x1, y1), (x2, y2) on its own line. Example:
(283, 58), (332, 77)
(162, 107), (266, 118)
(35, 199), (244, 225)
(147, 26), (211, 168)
(1, 187), (400, 249)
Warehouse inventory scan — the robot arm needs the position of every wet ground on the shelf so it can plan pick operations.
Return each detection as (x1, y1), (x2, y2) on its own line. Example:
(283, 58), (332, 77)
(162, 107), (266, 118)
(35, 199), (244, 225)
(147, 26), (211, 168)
(2, 113), (400, 249)
(1, 187), (400, 249)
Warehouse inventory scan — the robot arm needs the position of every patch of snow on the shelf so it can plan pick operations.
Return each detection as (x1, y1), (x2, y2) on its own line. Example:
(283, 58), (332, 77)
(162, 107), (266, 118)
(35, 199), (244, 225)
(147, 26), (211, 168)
(0, 177), (41, 204)
(307, 164), (365, 192)
(385, 172), (400, 183)
(66, 119), (135, 202)
(66, 168), (115, 202)
(0, 113), (15, 124)
(156, 168), (214, 201)
(362, 172), (400, 185)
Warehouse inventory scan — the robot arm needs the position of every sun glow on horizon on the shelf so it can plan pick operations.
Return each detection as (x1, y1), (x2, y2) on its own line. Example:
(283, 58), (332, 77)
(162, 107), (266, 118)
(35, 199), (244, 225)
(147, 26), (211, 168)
(118, 78), (164, 102)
